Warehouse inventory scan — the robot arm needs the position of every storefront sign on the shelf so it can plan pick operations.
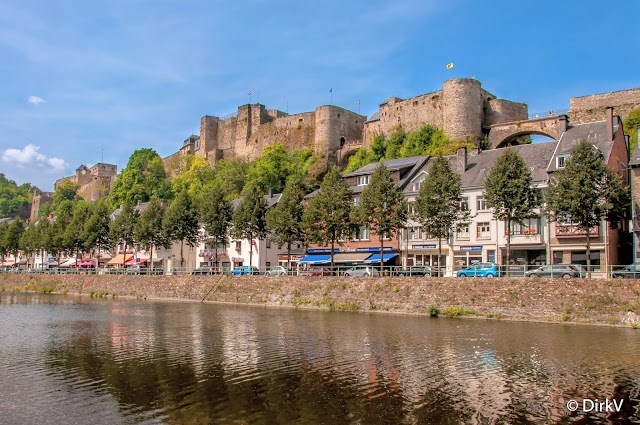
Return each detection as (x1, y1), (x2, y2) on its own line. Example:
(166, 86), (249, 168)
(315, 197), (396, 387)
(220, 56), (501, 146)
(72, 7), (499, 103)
(411, 244), (437, 249)
(307, 249), (337, 254)
(355, 247), (393, 253)
(459, 246), (483, 251)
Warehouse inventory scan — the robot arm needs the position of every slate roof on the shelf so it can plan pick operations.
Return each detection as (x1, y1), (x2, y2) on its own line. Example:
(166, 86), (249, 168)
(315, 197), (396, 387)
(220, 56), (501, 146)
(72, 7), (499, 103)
(547, 120), (616, 173)
(630, 143), (640, 167)
(346, 156), (431, 194)
(365, 111), (380, 123)
(405, 142), (558, 193)
(231, 193), (282, 211)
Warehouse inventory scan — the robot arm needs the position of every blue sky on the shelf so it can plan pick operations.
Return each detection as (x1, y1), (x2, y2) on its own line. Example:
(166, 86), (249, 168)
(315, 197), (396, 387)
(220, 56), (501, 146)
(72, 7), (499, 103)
(1, 0), (639, 190)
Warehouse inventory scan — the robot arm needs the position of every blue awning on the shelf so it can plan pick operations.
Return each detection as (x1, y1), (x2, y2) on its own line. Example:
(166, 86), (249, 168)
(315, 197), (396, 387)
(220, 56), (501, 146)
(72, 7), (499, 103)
(364, 253), (398, 264)
(298, 255), (332, 265)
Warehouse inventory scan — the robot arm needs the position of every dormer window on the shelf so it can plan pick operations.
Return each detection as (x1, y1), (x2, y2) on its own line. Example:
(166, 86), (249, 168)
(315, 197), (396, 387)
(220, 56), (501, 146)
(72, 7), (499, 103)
(557, 156), (568, 169)
(357, 175), (370, 186)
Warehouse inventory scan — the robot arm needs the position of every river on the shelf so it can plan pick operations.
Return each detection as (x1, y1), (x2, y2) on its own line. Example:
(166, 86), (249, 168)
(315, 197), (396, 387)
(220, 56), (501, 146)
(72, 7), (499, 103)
(0, 293), (638, 424)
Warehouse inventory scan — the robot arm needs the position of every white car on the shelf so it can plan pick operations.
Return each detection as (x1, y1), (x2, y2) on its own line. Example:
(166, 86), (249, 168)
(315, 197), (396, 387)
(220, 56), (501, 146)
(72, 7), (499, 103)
(344, 266), (379, 277)
(266, 266), (288, 276)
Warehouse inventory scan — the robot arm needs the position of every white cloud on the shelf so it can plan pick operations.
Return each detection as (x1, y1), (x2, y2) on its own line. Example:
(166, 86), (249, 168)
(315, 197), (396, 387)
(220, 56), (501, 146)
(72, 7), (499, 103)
(28, 95), (46, 105)
(2, 144), (67, 172)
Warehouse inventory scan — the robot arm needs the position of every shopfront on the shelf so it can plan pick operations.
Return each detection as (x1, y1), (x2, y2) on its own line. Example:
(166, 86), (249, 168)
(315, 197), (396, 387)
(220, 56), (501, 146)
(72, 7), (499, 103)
(406, 244), (447, 269)
(453, 246), (483, 269)
(500, 248), (547, 265)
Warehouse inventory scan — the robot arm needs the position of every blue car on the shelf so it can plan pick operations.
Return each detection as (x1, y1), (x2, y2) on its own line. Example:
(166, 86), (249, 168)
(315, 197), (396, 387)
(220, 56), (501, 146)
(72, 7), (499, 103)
(456, 262), (500, 278)
(231, 266), (260, 276)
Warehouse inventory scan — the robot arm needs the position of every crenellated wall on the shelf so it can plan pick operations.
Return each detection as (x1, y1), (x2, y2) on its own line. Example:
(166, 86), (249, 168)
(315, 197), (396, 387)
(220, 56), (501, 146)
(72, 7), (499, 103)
(363, 79), (528, 146)
(197, 104), (364, 167)
(569, 88), (640, 123)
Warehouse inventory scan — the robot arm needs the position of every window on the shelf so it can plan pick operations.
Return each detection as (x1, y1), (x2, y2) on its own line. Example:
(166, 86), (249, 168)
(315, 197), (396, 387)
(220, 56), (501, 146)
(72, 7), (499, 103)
(352, 197), (359, 206)
(476, 195), (486, 211)
(409, 226), (422, 240)
(476, 222), (491, 239)
(557, 156), (568, 169)
(557, 214), (579, 227)
(351, 225), (370, 241)
(407, 202), (415, 215)
(357, 175), (370, 186)
(508, 218), (541, 235)
(266, 262), (271, 268)
(266, 238), (271, 248)
(235, 241), (242, 251)
(411, 172), (427, 192)
(456, 225), (470, 240)
(459, 197), (469, 211)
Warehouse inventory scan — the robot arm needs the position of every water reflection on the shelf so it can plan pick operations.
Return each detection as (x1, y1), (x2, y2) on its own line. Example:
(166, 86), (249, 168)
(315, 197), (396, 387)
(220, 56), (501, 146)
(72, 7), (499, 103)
(0, 293), (638, 424)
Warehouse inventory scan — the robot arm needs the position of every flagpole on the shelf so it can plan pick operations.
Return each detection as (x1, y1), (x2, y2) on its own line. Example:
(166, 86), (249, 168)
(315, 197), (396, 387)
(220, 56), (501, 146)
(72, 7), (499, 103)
(330, 89), (333, 105)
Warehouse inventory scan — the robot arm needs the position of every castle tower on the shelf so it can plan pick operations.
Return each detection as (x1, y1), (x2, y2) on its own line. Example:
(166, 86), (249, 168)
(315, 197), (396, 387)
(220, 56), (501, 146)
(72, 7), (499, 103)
(442, 78), (484, 141)
(200, 115), (220, 162)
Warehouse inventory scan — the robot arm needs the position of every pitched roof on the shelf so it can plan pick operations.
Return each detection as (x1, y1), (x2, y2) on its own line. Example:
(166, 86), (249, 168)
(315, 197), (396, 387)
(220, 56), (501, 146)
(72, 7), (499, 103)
(406, 142), (558, 192)
(547, 120), (615, 173)
(231, 193), (282, 211)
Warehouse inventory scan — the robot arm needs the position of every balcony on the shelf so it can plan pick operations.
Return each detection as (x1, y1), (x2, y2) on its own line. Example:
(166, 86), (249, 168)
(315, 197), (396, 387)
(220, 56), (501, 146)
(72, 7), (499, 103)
(555, 225), (599, 238)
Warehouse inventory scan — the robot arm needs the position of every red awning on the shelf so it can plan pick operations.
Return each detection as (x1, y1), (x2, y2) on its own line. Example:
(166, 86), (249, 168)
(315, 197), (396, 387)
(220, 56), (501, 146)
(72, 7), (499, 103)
(107, 254), (134, 265)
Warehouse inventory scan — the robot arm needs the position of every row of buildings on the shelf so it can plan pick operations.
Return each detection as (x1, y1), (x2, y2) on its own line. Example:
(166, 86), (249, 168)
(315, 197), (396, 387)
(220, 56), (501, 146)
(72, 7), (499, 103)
(85, 110), (632, 276)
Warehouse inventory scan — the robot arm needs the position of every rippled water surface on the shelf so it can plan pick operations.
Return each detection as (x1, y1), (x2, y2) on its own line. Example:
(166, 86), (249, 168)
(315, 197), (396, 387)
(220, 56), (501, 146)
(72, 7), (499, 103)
(1, 293), (639, 424)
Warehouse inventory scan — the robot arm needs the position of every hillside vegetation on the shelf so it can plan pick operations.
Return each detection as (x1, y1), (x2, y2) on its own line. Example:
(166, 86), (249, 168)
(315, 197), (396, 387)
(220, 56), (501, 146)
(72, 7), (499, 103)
(0, 174), (34, 218)
(345, 125), (474, 172)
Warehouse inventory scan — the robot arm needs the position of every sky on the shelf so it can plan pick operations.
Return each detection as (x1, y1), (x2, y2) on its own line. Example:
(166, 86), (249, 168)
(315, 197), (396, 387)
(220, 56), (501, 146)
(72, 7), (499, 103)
(1, 0), (639, 190)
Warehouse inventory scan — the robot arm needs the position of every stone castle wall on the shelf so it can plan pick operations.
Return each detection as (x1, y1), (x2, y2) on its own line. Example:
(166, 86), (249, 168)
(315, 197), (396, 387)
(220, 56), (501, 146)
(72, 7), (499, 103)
(198, 104), (364, 167)
(569, 88), (640, 124)
(363, 79), (528, 146)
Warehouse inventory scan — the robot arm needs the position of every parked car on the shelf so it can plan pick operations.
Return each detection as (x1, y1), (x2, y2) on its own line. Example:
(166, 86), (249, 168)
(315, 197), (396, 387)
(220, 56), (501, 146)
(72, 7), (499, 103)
(266, 266), (288, 276)
(300, 266), (333, 276)
(456, 262), (500, 278)
(395, 266), (437, 277)
(125, 265), (146, 275)
(344, 266), (379, 277)
(524, 264), (583, 278)
(192, 266), (215, 275)
(611, 264), (640, 279)
(231, 266), (260, 276)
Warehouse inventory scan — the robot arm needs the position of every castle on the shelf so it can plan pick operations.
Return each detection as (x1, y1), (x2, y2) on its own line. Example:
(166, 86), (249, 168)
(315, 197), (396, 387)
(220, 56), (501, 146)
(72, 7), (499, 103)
(171, 79), (640, 169)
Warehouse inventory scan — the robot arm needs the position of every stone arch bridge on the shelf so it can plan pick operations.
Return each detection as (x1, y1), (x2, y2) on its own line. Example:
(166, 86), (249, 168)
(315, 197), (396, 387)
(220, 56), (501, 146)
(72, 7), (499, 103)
(487, 115), (568, 148)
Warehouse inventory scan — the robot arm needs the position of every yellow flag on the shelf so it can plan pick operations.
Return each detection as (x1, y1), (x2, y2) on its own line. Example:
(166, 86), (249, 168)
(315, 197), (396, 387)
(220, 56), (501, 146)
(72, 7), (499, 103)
(446, 62), (454, 69)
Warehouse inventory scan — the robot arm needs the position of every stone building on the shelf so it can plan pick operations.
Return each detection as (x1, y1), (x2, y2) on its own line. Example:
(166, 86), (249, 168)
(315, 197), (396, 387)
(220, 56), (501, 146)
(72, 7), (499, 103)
(195, 103), (365, 168)
(54, 163), (118, 203)
(363, 78), (529, 146)
(29, 189), (53, 223)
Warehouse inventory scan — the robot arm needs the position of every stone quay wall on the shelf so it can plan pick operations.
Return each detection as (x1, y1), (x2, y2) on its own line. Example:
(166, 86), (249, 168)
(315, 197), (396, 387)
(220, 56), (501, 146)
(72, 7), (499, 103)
(2, 274), (640, 328)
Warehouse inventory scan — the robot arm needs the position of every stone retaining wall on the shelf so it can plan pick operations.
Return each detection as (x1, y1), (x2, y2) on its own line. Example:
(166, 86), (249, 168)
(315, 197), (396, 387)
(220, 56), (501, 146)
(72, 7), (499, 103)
(1, 274), (639, 327)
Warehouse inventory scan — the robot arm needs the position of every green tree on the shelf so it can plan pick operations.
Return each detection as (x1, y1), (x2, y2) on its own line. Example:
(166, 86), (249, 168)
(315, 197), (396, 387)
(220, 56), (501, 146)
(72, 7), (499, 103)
(51, 182), (80, 215)
(135, 199), (169, 273)
(266, 177), (305, 268)
(35, 217), (50, 268)
(83, 200), (112, 267)
(64, 201), (91, 264)
(0, 174), (33, 217)
(19, 223), (38, 267)
(110, 202), (139, 267)
(414, 156), (470, 275)
(5, 218), (25, 266)
(246, 143), (291, 193)
(0, 222), (7, 264)
(45, 215), (69, 265)
(354, 165), (408, 273)
(302, 168), (352, 270)
(199, 186), (233, 271)
(546, 140), (629, 276)
(171, 155), (215, 198)
(211, 159), (249, 200)
(163, 191), (200, 268)
(232, 184), (268, 268)
(484, 149), (541, 271)
(110, 149), (171, 208)
(624, 109), (640, 153)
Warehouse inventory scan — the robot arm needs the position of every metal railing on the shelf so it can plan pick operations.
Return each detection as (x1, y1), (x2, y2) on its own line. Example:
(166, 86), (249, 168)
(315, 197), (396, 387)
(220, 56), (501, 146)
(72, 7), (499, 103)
(1, 264), (638, 279)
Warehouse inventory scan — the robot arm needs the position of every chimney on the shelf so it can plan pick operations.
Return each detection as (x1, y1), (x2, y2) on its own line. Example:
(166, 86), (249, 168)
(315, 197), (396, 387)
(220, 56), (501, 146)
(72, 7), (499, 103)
(606, 106), (614, 140)
(457, 146), (468, 172)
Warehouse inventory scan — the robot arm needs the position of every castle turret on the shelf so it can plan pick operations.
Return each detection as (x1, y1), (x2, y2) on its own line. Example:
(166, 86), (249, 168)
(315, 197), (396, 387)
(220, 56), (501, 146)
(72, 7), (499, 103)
(442, 78), (483, 141)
